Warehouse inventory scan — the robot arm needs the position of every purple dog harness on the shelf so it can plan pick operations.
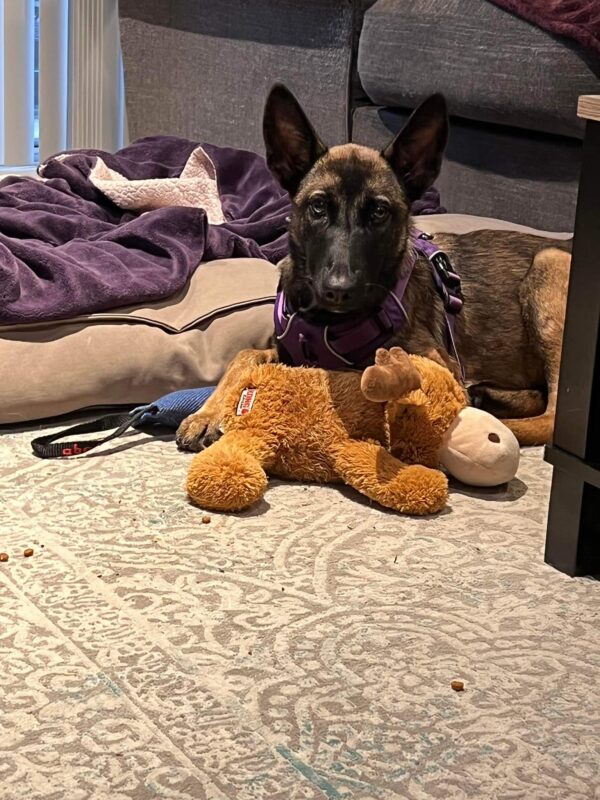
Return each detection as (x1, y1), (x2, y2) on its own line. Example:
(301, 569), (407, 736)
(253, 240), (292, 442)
(274, 230), (464, 372)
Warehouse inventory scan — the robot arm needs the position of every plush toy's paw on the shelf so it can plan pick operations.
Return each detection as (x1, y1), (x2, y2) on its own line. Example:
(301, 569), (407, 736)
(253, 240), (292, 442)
(176, 412), (222, 452)
(333, 439), (448, 515)
(388, 464), (448, 515)
(187, 448), (267, 512)
(361, 347), (422, 402)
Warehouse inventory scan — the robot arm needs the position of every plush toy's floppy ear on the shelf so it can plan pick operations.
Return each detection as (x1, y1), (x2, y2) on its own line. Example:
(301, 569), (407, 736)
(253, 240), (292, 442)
(382, 93), (448, 202)
(263, 84), (328, 196)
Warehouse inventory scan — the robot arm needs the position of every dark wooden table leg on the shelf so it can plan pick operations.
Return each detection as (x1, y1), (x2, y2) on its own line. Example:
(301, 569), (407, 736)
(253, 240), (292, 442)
(545, 452), (600, 576)
(544, 115), (600, 577)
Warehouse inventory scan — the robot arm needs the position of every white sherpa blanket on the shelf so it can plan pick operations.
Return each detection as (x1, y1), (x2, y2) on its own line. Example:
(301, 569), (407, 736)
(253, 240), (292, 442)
(87, 146), (225, 224)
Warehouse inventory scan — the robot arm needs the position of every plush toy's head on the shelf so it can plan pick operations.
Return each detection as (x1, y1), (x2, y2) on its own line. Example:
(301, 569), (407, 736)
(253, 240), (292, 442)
(381, 351), (520, 487)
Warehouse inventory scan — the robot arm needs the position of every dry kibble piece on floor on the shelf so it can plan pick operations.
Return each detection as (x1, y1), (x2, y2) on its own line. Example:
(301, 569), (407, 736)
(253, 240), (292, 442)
(0, 553), (8, 562)
(451, 680), (465, 691)
(202, 515), (211, 524)
(23, 548), (34, 558)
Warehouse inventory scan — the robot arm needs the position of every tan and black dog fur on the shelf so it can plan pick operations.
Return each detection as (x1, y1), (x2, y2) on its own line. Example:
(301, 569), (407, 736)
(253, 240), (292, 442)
(177, 85), (571, 450)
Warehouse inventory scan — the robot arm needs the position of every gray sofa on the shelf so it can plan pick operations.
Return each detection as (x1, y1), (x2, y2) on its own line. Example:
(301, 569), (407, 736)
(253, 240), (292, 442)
(119, 0), (600, 230)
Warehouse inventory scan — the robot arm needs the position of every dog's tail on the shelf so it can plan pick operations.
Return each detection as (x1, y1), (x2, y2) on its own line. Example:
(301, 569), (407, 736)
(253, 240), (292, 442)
(501, 413), (555, 447)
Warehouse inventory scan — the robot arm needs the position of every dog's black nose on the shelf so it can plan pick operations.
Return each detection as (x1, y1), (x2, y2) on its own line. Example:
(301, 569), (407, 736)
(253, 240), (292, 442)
(323, 274), (356, 305)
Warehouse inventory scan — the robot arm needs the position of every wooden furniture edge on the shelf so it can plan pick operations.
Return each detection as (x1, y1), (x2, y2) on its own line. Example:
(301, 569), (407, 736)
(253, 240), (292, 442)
(578, 95), (600, 122)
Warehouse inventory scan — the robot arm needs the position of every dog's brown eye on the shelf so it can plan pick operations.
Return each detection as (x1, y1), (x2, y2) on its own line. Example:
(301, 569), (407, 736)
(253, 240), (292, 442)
(309, 197), (327, 218)
(371, 201), (390, 222)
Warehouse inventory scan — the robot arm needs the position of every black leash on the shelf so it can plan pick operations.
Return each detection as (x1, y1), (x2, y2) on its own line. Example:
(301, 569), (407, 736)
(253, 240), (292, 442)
(31, 407), (156, 459)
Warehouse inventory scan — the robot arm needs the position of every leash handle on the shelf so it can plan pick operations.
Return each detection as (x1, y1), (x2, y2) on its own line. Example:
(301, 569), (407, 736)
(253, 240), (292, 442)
(31, 406), (156, 459)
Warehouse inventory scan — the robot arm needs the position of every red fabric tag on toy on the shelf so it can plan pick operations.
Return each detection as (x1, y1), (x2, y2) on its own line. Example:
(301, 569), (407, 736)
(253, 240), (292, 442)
(236, 388), (257, 416)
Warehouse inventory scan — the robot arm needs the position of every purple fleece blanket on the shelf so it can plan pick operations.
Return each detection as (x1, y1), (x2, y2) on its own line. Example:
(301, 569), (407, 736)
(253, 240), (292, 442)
(488, 0), (600, 58)
(0, 136), (444, 325)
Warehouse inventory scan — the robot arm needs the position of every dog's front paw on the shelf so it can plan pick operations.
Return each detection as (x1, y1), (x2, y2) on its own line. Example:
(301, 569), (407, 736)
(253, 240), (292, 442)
(176, 412), (221, 452)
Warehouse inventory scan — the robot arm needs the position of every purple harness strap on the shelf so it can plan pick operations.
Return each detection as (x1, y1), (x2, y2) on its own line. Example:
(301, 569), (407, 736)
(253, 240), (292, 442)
(274, 229), (464, 373)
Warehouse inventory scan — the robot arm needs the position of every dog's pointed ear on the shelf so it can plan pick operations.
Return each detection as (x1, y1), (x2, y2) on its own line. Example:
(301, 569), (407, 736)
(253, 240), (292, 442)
(263, 84), (327, 196)
(382, 93), (448, 202)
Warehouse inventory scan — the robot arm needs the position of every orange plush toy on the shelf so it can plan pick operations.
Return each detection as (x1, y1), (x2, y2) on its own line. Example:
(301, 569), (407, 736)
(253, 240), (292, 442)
(186, 348), (520, 515)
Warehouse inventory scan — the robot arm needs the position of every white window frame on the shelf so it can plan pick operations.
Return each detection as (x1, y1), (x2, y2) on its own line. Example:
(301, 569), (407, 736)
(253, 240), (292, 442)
(0, 0), (35, 173)
(1, 0), (124, 178)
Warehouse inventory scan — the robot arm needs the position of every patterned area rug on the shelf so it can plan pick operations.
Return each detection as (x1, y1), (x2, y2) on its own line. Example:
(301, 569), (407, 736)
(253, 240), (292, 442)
(1, 424), (599, 800)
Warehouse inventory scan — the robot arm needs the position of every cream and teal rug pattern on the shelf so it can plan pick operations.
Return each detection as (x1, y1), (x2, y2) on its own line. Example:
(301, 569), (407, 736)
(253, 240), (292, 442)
(0, 425), (598, 800)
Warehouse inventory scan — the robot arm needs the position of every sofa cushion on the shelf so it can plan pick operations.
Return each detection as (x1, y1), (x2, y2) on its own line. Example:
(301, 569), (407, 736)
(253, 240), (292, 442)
(0, 258), (278, 424)
(119, 0), (376, 154)
(358, 0), (600, 139)
(352, 105), (580, 231)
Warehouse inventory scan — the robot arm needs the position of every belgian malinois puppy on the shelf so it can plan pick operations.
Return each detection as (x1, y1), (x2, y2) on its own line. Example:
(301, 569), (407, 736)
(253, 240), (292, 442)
(177, 85), (571, 451)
